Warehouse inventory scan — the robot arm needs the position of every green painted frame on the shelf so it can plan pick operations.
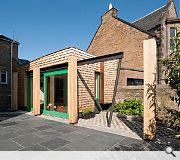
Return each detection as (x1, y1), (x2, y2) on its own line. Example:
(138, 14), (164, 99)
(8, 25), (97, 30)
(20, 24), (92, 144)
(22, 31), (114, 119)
(43, 68), (68, 119)
(95, 72), (101, 100)
(27, 74), (33, 112)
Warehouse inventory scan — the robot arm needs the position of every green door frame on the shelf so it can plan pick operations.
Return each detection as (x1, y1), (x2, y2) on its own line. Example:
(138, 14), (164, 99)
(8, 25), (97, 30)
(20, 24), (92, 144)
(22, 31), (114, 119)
(27, 74), (44, 112)
(95, 72), (101, 100)
(27, 74), (33, 112)
(43, 68), (68, 119)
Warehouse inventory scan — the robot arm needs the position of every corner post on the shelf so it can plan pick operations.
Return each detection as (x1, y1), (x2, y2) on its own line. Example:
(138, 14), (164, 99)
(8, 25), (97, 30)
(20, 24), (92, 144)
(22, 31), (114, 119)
(68, 56), (78, 124)
(33, 67), (40, 115)
(143, 38), (157, 140)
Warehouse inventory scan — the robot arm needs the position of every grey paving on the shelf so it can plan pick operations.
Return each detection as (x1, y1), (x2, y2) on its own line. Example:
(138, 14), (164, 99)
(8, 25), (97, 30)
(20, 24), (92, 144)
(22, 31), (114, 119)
(33, 125), (52, 131)
(61, 132), (87, 142)
(55, 147), (72, 151)
(83, 132), (125, 146)
(34, 129), (63, 140)
(13, 134), (46, 148)
(0, 139), (22, 151)
(0, 132), (19, 140)
(0, 126), (20, 134)
(65, 139), (107, 151)
(75, 127), (97, 136)
(52, 125), (79, 134)
(20, 144), (49, 151)
(0, 111), (179, 151)
(15, 128), (37, 136)
(40, 137), (70, 150)
(0, 121), (18, 127)
(13, 123), (35, 130)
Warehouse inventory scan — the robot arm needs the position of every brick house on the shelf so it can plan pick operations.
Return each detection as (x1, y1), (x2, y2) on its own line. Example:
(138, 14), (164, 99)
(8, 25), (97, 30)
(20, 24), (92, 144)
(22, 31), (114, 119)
(88, 0), (180, 86)
(0, 35), (29, 111)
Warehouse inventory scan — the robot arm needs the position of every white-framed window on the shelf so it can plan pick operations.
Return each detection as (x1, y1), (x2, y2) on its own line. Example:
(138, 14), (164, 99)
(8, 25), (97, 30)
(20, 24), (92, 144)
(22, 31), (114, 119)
(0, 71), (8, 84)
(170, 27), (177, 50)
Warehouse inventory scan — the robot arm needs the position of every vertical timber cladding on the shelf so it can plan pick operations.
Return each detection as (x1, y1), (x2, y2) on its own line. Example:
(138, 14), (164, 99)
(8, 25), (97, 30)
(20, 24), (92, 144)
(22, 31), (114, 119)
(100, 62), (104, 103)
(143, 39), (157, 140)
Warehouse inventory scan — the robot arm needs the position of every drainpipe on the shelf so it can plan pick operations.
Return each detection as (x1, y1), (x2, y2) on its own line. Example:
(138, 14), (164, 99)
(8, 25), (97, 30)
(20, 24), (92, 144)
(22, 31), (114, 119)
(10, 41), (14, 110)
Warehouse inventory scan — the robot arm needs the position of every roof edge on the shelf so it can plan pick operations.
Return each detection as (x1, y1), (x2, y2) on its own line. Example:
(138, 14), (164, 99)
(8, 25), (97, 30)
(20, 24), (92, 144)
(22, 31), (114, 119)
(132, 5), (167, 23)
(114, 17), (156, 37)
(0, 35), (19, 44)
(27, 46), (95, 64)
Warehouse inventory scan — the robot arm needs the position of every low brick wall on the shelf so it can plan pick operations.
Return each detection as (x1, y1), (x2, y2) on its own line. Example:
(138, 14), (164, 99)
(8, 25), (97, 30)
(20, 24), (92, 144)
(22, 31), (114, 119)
(115, 84), (179, 120)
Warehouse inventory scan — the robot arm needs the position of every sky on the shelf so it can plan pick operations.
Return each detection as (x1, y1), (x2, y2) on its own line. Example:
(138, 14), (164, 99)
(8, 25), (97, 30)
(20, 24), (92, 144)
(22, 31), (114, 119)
(0, 0), (179, 61)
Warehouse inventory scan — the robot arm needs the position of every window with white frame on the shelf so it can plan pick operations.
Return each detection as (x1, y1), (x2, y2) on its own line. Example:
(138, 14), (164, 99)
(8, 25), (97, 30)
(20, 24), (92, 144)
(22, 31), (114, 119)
(170, 27), (177, 50)
(0, 71), (8, 84)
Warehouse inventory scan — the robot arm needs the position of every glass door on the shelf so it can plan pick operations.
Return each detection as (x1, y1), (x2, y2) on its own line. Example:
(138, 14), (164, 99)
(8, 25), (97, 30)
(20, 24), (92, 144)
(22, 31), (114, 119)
(43, 69), (68, 119)
(27, 75), (33, 112)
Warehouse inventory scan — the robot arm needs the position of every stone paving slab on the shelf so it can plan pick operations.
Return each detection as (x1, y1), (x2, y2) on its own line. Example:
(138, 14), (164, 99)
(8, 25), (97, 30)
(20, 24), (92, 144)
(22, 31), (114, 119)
(34, 129), (63, 140)
(55, 146), (72, 151)
(20, 144), (49, 151)
(1, 121), (18, 127)
(0, 132), (19, 141)
(40, 137), (70, 150)
(13, 134), (46, 148)
(65, 139), (107, 151)
(83, 132), (125, 146)
(0, 126), (20, 135)
(15, 128), (38, 136)
(0, 139), (22, 151)
(61, 132), (87, 143)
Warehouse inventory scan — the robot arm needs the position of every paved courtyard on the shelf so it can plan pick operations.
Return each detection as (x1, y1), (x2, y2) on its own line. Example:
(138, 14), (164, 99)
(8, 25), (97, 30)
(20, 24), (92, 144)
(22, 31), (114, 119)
(0, 111), (179, 151)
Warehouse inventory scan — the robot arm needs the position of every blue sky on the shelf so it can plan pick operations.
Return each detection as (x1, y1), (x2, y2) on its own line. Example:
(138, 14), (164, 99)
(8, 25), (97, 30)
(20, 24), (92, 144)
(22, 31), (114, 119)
(0, 0), (179, 60)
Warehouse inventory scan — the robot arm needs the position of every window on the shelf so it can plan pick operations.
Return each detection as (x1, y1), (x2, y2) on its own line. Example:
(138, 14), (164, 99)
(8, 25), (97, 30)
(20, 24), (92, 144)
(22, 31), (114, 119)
(127, 78), (143, 86)
(0, 71), (8, 84)
(170, 28), (177, 50)
(95, 72), (101, 99)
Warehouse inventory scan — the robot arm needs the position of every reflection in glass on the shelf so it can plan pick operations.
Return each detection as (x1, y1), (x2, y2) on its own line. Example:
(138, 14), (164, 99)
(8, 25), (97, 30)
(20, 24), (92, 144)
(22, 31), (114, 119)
(46, 74), (67, 113)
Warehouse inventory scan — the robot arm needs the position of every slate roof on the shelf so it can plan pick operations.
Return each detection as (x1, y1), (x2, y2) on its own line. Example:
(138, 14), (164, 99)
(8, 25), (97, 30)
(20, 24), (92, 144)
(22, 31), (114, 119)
(14, 58), (30, 65)
(132, 5), (168, 31)
(0, 34), (19, 44)
(18, 59), (30, 65)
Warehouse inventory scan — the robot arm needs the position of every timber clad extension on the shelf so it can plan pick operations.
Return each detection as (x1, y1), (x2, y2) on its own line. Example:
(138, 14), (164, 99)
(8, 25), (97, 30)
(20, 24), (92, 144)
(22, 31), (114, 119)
(16, 47), (121, 122)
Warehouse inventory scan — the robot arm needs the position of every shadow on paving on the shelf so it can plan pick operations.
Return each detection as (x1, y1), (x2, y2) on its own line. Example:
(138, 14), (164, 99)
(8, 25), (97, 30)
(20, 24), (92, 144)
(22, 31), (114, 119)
(109, 117), (180, 151)
(0, 111), (25, 123)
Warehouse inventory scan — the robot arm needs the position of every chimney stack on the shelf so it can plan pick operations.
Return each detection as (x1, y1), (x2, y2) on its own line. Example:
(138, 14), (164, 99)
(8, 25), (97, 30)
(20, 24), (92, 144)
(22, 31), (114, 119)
(101, 3), (118, 24)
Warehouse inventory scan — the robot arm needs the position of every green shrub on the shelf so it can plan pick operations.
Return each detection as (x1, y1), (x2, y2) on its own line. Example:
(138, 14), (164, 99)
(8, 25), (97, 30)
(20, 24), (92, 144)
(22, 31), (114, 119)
(114, 98), (143, 116)
(82, 107), (94, 114)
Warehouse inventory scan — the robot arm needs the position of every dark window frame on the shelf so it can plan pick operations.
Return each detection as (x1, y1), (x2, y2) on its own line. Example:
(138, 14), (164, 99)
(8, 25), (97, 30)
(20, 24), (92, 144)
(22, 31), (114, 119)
(127, 78), (144, 86)
(0, 71), (8, 84)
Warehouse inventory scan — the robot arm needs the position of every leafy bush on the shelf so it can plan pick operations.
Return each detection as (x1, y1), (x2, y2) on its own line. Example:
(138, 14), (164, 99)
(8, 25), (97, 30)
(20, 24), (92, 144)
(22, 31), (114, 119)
(82, 107), (94, 114)
(114, 99), (143, 117)
(165, 108), (180, 132)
